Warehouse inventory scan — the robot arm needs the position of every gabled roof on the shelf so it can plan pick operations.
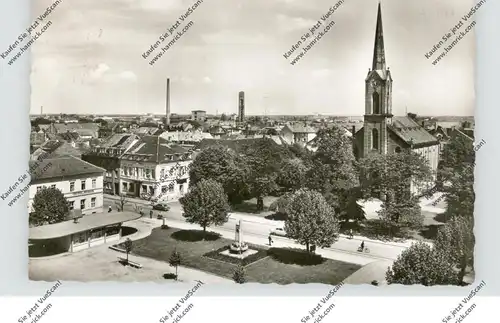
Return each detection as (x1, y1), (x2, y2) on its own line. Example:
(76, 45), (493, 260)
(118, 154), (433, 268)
(388, 116), (438, 146)
(121, 136), (191, 163)
(30, 155), (106, 182)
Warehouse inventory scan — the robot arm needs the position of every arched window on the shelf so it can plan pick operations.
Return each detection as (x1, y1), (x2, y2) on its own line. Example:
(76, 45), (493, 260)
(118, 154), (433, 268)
(372, 128), (379, 150)
(395, 146), (401, 153)
(372, 92), (380, 114)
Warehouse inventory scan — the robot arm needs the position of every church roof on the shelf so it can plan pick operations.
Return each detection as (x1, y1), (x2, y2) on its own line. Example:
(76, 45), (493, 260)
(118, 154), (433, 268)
(372, 2), (386, 71)
(389, 117), (439, 146)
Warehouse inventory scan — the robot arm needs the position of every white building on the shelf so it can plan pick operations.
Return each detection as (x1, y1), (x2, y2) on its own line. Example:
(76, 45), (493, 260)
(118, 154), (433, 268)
(280, 123), (317, 146)
(28, 155), (105, 215)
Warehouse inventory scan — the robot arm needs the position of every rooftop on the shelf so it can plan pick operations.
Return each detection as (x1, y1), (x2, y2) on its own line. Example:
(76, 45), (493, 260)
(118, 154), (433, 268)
(30, 155), (106, 182)
(29, 211), (141, 240)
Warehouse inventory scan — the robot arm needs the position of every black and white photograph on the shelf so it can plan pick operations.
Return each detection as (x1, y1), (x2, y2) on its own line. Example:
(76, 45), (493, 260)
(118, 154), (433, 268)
(24, 0), (478, 286)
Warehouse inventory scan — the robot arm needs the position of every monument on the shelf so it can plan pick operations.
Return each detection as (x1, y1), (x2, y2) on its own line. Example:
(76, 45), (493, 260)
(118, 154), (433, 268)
(229, 220), (249, 254)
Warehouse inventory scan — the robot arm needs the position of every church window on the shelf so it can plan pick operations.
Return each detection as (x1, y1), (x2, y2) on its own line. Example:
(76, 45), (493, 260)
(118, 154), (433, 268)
(372, 128), (379, 150)
(372, 92), (380, 114)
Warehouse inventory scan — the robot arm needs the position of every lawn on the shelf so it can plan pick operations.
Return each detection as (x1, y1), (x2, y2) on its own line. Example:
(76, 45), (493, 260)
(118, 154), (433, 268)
(117, 227), (360, 285)
(231, 196), (279, 215)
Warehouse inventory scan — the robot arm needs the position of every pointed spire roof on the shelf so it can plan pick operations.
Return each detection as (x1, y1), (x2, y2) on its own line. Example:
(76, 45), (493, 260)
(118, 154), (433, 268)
(372, 2), (386, 71)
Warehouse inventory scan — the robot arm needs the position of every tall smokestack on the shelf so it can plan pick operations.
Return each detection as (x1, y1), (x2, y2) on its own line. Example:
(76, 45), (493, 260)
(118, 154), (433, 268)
(166, 78), (171, 127)
(238, 91), (245, 123)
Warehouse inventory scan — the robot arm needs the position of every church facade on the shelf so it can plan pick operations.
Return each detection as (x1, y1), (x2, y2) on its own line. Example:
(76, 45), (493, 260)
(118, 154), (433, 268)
(354, 3), (440, 194)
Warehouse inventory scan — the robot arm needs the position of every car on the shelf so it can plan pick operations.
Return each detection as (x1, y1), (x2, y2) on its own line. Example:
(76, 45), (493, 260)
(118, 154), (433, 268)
(271, 227), (287, 237)
(152, 202), (170, 211)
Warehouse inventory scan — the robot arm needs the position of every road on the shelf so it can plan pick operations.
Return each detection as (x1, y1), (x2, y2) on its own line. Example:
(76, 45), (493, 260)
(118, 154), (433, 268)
(104, 196), (408, 265)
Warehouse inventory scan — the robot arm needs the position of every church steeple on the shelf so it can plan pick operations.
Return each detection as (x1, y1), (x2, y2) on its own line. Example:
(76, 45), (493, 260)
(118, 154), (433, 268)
(372, 2), (386, 71)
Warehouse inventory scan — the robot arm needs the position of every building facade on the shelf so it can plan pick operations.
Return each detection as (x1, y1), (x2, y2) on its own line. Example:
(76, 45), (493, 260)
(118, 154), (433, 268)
(83, 134), (192, 202)
(191, 110), (207, 121)
(28, 155), (105, 215)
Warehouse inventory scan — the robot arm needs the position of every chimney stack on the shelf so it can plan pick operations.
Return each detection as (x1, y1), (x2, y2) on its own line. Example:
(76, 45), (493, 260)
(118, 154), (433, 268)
(166, 78), (171, 127)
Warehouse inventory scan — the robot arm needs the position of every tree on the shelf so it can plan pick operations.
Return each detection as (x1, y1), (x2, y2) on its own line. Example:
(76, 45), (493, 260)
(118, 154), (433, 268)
(386, 242), (459, 286)
(435, 216), (474, 284)
(189, 145), (248, 204)
(305, 126), (359, 219)
(443, 163), (474, 221)
(439, 133), (474, 184)
(169, 249), (182, 280)
(241, 138), (290, 210)
(276, 158), (308, 192)
(284, 189), (340, 252)
(124, 238), (133, 264)
(377, 195), (424, 238)
(180, 179), (230, 238)
(31, 187), (70, 226)
(233, 265), (246, 284)
(269, 191), (294, 216)
(115, 193), (129, 212)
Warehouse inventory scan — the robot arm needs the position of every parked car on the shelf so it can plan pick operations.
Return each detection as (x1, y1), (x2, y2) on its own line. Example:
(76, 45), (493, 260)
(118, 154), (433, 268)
(152, 202), (170, 211)
(271, 227), (287, 237)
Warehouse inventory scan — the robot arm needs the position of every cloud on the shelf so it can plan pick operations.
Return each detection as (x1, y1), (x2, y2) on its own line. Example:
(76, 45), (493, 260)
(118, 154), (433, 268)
(89, 63), (110, 79)
(275, 14), (317, 32)
(120, 70), (137, 80)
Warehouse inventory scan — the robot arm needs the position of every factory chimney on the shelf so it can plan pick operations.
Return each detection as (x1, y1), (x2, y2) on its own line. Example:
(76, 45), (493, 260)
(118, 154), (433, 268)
(166, 78), (171, 127)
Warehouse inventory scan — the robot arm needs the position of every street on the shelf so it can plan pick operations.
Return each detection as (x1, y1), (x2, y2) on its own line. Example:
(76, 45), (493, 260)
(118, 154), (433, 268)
(104, 195), (410, 265)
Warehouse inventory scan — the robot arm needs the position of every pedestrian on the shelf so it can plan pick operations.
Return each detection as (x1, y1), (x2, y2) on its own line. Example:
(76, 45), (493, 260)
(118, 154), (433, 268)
(360, 240), (365, 251)
(139, 208), (144, 217)
(108, 205), (112, 213)
(268, 235), (273, 246)
(149, 209), (153, 219)
(349, 229), (353, 239)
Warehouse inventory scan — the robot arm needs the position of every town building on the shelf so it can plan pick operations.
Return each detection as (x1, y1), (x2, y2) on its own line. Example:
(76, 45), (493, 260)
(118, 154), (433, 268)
(29, 211), (140, 256)
(191, 110), (207, 121)
(29, 155), (106, 215)
(280, 123), (317, 146)
(353, 3), (440, 193)
(82, 134), (193, 202)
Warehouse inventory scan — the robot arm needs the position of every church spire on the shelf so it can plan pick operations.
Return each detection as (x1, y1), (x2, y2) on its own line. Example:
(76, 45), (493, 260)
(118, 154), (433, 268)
(372, 2), (386, 71)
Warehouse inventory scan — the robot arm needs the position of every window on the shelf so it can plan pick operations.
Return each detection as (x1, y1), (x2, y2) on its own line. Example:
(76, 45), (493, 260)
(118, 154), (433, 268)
(169, 167), (174, 176)
(123, 182), (128, 191)
(160, 169), (165, 177)
(162, 186), (168, 193)
(395, 147), (401, 153)
(128, 183), (134, 193)
(37, 186), (41, 192)
(50, 184), (56, 189)
(73, 232), (88, 244)
(70, 182), (75, 192)
(92, 179), (96, 188)
(372, 92), (380, 114)
(168, 182), (175, 193)
(90, 228), (104, 240)
(91, 197), (96, 208)
(372, 128), (379, 150)
(145, 169), (151, 179)
(69, 201), (74, 210)
(80, 199), (86, 210)
(106, 225), (120, 236)
(81, 180), (86, 190)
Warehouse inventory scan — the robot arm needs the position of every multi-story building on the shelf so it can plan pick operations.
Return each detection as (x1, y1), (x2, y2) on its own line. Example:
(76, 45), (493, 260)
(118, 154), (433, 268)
(280, 123), (317, 146)
(191, 110), (207, 122)
(28, 155), (105, 215)
(83, 134), (193, 202)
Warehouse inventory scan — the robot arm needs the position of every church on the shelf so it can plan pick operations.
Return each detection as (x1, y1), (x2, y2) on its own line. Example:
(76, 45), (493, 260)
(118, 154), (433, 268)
(353, 3), (440, 193)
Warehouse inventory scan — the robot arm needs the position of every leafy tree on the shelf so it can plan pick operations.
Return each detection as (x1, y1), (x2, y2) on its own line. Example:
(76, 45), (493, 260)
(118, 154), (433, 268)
(386, 242), (459, 286)
(358, 149), (433, 201)
(435, 216), (474, 284)
(443, 163), (474, 221)
(180, 179), (230, 238)
(284, 189), (340, 252)
(124, 238), (133, 264)
(241, 138), (289, 210)
(305, 126), (359, 219)
(31, 187), (70, 226)
(269, 192), (294, 216)
(439, 133), (474, 184)
(287, 142), (313, 165)
(377, 195), (424, 238)
(115, 193), (129, 212)
(276, 158), (308, 192)
(169, 249), (182, 280)
(233, 265), (246, 284)
(189, 145), (248, 204)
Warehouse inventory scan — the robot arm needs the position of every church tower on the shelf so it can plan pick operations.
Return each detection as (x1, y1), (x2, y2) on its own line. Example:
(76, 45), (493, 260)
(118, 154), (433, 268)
(363, 2), (393, 157)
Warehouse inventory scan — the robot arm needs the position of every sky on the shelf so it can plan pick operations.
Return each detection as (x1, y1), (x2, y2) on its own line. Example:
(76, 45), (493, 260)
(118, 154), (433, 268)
(31, 0), (475, 116)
